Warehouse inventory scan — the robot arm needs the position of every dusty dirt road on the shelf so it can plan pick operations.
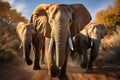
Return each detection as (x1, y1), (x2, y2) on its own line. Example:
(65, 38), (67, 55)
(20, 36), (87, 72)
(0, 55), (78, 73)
(0, 57), (120, 80)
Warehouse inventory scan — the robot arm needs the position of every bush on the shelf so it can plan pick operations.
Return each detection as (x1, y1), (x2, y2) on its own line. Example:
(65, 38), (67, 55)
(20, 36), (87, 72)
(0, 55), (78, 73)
(0, 48), (16, 65)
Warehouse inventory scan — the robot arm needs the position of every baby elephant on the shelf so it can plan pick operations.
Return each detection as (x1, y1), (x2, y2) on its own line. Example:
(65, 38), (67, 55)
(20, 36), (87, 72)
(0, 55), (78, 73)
(73, 23), (107, 72)
(16, 22), (45, 70)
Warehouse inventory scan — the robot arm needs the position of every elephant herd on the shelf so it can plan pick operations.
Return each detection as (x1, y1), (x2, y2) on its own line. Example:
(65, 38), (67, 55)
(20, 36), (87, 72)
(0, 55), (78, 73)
(16, 3), (107, 80)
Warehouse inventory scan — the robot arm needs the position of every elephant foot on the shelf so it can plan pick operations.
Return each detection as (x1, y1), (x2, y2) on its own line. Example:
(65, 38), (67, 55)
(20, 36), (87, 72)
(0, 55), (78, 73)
(86, 63), (94, 72)
(25, 59), (33, 65)
(86, 67), (94, 73)
(80, 62), (87, 69)
(48, 65), (60, 77)
(58, 74), (67, 80)
(33, 65), (41, 70)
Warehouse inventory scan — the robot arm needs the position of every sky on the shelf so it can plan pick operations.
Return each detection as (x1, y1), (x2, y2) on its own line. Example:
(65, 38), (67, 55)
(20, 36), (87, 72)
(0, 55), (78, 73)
(3, 0), (114, 21)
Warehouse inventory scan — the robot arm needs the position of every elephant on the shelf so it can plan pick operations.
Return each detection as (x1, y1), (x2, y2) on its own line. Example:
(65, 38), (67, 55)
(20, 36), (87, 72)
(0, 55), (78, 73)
(73, 22), (107, 72)
(30, 3), (91, 80)
(16, 22), (45, 70)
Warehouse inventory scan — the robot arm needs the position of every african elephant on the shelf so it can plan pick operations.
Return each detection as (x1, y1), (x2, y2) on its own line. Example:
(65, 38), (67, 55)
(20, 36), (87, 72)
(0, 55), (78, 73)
(30, 3), (91, 79)
(73, 23), (107, 72)
(16, 22), (45, 70)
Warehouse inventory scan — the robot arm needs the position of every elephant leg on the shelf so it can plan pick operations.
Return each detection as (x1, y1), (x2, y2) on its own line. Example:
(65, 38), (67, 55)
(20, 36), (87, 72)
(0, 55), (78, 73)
(45, 38), (60, 77)
(47, 49), (60, 77)
(40, 38), (45, 65)
(33, 42), (41, 70)
(87, 41), (100, 72)
(78, 48), (83, 60)
(70, 50), (76, 60)
(58, 48), (69, 80)
(80, 47), (88, 69)
(40, 45), (45, 64)
(71, 35), (80, 61)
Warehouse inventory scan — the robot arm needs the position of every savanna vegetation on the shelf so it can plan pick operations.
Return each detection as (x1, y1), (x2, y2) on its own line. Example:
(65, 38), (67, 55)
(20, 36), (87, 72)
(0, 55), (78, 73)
(0, 0), (28, 25)
(94, 0), (120, 63)
(0, 0), (28, 66)
(0, 0), (120, 80)
(0, 0), (120, 67)
(95, 0), (120, 34)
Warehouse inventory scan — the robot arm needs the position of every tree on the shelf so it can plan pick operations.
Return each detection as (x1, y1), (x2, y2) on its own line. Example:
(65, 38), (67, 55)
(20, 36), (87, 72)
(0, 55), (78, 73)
(0, 1), (11, 19)
(114, 0), (120, 14)
(94, 0), (120, 32)
(0, 0), (28, 25)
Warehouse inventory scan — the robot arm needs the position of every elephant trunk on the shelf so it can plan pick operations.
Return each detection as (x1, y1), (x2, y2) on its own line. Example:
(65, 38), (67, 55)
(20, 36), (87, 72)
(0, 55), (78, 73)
(23, 35), (33, 65)
(53, 25), (68, 67)
(55, 39), (67, 67)
(48, 24), (74, 67)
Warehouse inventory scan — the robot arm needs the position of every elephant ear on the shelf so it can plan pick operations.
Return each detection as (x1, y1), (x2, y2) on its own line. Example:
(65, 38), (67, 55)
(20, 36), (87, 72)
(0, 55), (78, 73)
(16, 22), (26, 40)
(87, 23), (106, 39)
(70, 4), (91, 37)
(30, 4), (51, 38)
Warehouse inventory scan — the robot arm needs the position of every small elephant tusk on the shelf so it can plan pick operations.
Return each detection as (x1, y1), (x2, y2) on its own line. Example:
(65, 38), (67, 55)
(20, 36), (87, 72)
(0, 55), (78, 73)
(48, 38), (54, 52)
(18, 43), (22, 49)
(91, 41), (93, 46)
(31, 42), (33, 47)
(68, 37), (74, 51)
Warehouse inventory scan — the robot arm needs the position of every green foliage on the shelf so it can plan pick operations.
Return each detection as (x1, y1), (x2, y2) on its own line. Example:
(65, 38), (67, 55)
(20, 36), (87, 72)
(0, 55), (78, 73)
(95, 0), (120, 32)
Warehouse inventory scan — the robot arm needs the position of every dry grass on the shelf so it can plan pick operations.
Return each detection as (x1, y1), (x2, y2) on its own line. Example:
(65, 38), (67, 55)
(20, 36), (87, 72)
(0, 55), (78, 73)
(0, 48), (16, 64)
(99, 25), (120, 64)
(0, 24), (21, 67)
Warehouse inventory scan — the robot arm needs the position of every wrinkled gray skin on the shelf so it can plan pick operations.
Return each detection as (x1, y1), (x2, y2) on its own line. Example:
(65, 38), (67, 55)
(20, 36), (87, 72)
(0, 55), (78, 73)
(30, 3), (91, 80)
(73, 23), (107, 72)
(16, 22), (45, 70)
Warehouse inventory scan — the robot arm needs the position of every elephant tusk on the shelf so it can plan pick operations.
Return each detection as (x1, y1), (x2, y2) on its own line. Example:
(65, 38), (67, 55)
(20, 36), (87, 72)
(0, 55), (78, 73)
(18, 43), (22, 49)
(48, 38), (54, 52)
(91, 41), (93, 46)
(31, 42), (33, 47)
(68, 37), (74, 51)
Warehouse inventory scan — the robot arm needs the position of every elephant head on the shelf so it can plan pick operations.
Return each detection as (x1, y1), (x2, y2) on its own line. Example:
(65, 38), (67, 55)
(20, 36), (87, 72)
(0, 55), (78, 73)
(73, 22), (107, 54)
(87, 23), (107, 40)
(16, 22), (36, 65)
(30, 4), (91, 68)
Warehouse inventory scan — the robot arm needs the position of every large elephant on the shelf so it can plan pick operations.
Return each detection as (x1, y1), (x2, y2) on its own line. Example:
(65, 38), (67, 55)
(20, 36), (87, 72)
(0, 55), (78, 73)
(16, 22), (45, 70)
(30, 3), (91, 79)
(73, 22), (107, 72)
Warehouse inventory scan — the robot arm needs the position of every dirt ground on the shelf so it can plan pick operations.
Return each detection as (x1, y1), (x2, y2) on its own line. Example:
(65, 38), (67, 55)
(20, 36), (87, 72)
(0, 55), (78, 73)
(0, 56), (120, 80)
